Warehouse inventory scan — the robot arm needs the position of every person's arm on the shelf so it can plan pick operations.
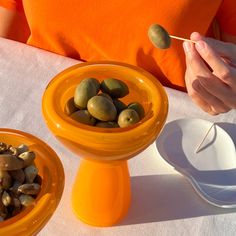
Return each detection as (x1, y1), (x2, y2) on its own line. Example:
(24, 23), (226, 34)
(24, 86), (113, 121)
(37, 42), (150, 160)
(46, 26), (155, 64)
(0, 6), (30, 42)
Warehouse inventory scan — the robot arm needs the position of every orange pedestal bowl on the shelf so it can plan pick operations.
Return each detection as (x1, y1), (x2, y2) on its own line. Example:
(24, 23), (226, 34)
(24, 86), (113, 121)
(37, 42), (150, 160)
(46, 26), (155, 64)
(42, 61), (168, 226)
(0, 128), (64, 236)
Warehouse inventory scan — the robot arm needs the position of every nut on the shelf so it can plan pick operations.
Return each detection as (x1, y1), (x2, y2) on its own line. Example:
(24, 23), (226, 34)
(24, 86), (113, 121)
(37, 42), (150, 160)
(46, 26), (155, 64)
(0, 142), (42, 221)
(18, 183), (41, 195)
(17, 144), (29, 155)
(9, 169), (25, 184)
(0, 143), (8, 153)
(2, 191), (11, 207)
(18, 151), (36, 167)
(19, 194), (35, 207)
(24, 165), (38, 183)
(0, 170), (12, 190)
(0, 154), (24, 171)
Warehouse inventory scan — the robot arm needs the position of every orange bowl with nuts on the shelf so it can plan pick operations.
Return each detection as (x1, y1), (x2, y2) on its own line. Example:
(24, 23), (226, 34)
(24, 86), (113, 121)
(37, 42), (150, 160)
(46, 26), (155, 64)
(0, 128), (64, 236)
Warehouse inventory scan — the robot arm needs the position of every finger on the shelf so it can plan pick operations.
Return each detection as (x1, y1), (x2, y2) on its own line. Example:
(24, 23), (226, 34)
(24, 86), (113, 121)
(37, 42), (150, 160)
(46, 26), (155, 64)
(195, 40), (236, 87)
(185, 67), (231, 113)
(184, 42), (217, 114)
(195, 40), (225, 73)
(204, 38), (236, 62)
(183, 41), (230, 114)
(188, 91), (215, 115)
(191, 32), (236, 61)
(184, 69), (217, 115)
(183, 41), (211, 77)
(198, 75), (236, 109)
(191, 78), (230, 114)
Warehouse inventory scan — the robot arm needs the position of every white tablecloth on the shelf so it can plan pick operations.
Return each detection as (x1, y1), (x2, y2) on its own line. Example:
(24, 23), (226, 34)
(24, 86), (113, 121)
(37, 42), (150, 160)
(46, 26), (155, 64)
(0, 38), (236, 236)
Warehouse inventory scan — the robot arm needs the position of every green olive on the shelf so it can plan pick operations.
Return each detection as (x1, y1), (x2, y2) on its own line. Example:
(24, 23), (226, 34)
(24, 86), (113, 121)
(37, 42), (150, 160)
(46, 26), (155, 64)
(101, 78), (129, 98)
(113, 99), (127, 114)
(64, 97), (78, 115)
(70, 110), (96, 126)
(148, 24), (171, 49)
(82, 78), (100, 92)
(74, 78), (99, 109)
(87, 96), (117, 121)
(98, 93), (113, 102)
(128, 102), (145, 119)
(118, 109), (140, 128)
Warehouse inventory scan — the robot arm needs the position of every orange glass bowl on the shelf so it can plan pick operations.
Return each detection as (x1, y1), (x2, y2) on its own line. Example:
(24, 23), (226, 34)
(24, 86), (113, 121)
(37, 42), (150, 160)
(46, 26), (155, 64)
(42, 61), (168, 226)
(0, 128), (65, 236)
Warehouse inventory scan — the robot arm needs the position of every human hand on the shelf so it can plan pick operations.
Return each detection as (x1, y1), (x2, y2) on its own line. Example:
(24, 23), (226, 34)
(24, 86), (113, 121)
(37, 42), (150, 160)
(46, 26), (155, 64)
(183, 32), (236, 115)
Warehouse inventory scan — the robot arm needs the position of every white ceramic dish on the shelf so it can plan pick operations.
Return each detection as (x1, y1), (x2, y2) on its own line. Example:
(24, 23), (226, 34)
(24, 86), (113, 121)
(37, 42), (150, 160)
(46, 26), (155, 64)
(156, 118), (236, 208)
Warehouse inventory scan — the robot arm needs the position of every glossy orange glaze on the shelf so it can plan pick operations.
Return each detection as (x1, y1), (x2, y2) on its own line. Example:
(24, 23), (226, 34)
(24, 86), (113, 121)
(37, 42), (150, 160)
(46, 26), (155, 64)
(42, 61), (168, 226)
(42, 61), (168, 161)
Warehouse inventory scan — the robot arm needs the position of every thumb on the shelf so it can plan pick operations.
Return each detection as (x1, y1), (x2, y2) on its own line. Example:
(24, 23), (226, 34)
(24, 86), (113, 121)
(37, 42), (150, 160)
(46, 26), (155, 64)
(190, 32), (235, 60)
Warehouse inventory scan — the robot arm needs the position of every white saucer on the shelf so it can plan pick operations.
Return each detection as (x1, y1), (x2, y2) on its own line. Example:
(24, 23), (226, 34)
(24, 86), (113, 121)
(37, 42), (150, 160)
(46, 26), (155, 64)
(156, 118), (236, 208)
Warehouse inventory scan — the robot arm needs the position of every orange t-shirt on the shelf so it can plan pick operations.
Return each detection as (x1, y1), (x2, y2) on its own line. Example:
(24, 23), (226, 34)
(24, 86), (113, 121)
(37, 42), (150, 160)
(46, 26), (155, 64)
(0, 0), (235, 90)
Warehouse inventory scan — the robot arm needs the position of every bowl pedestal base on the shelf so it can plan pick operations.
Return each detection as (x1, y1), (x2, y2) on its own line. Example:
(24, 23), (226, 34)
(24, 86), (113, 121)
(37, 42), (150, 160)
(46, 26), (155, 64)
(72, 158), (131, 226)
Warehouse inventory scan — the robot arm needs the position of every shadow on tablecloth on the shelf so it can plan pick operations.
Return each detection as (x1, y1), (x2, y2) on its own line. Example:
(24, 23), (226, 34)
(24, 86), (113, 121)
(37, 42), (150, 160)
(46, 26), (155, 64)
(119, 173), (236, 225)
(119, 122), (236, 226)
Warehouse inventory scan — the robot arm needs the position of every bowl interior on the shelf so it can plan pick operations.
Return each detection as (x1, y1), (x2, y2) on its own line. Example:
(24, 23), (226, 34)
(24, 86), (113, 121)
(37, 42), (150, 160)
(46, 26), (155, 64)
(43, 61), (168, 161)
(53, 63), (159, 126)
(0, 128), (64, 235)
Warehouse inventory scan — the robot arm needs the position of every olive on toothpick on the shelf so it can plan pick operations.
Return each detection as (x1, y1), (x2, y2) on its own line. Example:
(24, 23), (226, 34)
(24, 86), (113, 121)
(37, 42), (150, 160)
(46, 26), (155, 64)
(148, 24), (196, 49)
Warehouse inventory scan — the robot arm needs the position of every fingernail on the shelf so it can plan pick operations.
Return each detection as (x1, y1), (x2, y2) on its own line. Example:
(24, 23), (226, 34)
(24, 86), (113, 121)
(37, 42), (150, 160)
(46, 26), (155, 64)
(183, 41), (192, 53)
(196, 41), (206, 51)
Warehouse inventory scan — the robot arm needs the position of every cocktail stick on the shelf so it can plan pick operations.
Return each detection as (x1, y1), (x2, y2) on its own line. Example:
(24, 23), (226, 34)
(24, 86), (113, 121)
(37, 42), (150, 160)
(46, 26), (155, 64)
(195, 123), (215, 154)
(170, 35), (196, 43)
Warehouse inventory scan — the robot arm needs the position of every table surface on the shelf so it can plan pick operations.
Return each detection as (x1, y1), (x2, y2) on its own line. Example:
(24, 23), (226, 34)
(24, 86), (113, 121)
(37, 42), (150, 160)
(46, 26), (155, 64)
(1, 37), (236, 236)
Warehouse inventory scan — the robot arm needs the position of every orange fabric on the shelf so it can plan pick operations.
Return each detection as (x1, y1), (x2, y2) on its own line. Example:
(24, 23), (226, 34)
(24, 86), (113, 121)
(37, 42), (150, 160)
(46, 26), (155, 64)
(0, 0), (232, 90)
(0, 0), (22, 11)
(216, 0), (236, 35)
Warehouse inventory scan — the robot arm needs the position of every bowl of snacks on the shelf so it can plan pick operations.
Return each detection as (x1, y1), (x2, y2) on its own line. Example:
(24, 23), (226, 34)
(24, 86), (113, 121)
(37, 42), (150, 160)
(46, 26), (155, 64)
(42, 61), (168, 226)
(0, 128), (64, 235)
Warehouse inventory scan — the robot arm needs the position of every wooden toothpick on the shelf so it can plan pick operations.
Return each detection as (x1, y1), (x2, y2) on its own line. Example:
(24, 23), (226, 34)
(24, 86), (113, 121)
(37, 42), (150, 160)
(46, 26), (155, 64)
(195, 123), (215, 154)
(170, 35), (196, 43)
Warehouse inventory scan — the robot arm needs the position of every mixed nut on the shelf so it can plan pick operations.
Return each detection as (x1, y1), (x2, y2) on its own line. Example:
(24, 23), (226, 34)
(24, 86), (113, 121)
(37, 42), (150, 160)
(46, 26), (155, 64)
(0, 142), (41, 221)
(65, 78), (145, 128)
